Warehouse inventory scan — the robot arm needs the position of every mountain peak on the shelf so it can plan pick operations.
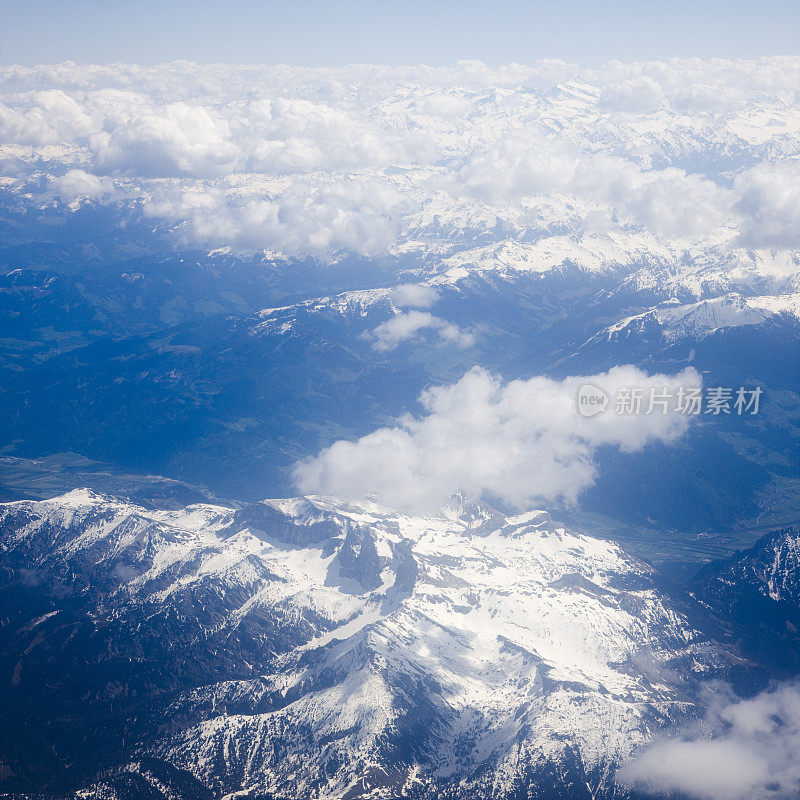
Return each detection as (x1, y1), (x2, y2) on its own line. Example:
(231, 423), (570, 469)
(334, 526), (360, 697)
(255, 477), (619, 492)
(440, 491), (503, 527)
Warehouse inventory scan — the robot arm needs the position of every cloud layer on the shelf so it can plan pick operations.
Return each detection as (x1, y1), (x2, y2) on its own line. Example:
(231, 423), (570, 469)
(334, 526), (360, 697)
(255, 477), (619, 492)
(1, 59), (799, 261)
(618, 683), (800, 800)
(293, 365), (701, 511)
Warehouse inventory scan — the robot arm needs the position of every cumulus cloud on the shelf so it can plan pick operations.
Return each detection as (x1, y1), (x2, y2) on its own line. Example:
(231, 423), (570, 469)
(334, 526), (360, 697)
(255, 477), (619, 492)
(367, 310), (474, 352)
(90, 102), (238, 177)
(390, 283), (440, 308)
(599, 76), (667, 113)
(735, 160), (800, 250)
(50, 168), (116, 204)
(144, 175), (410, 257)
(411, 91), (475, 117)
(293, 365), (701, 511)
(0, 89), (95, 145)
(0, 58), (798, 259)
(454, 139), (735, 240)
(618, 683), (800, 800)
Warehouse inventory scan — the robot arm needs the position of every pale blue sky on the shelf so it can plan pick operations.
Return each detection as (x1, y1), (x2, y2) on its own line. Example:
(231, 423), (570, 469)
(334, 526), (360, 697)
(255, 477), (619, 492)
(1, 0), (798, 66)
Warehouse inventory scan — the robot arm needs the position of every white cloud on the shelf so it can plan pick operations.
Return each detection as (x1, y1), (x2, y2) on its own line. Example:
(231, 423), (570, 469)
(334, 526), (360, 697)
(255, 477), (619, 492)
(0, 89), (95, 146)
(390, 283), (440, 308)
(0, 58), (798, 259)
(735, 160), (800, 250)
(411, 91), (475, 117)
(367, 310), (474, 352)
(611, 166), (735, 240)
(50, 168), (116, 204)
(454, 140), (735, 240)
(90, 102), (238, 177)
(618, 683), (800, 800)
(599, 76), (667, 113)
(144, 175), (410, 257)
(293, 365), (701, 512)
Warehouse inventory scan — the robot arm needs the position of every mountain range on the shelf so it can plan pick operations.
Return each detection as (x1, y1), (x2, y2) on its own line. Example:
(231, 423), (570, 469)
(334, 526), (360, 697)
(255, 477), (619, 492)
(3, 486), (781, 800)
(1, 57), (799, 800)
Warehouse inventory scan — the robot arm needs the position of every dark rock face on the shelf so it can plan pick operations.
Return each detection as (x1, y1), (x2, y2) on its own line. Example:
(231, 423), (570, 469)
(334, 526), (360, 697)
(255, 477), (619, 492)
(0, 494), (326, 795)
(691, 526), (800, 675)
(336, 527), (383, 591)
(227, 500), (344, 545)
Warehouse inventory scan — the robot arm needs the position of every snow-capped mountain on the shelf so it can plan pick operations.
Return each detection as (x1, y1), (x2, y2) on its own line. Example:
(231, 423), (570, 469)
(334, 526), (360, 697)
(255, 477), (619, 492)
(1, 55), (799, 800)
(0, 489), (732, 799)
(598, 292), (800, 345)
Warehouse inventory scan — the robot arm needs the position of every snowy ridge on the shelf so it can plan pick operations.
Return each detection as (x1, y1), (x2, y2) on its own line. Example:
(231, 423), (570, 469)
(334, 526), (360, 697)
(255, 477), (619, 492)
(251, 289), (394, 336)
(434, 233), (675, 282)
(0, 490), (730, 799)
(696, 525), (800, 608)
(601, 292), (800, 344)
(242, 240), (800, 352)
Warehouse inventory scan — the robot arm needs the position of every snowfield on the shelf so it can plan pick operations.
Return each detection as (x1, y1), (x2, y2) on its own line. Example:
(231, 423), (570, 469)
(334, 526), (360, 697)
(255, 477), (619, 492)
(0, 489), (731, 798)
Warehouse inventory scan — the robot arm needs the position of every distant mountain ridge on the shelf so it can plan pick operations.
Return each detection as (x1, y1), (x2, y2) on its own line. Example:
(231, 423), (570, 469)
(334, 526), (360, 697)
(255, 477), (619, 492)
(692, 525), (800, 675)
